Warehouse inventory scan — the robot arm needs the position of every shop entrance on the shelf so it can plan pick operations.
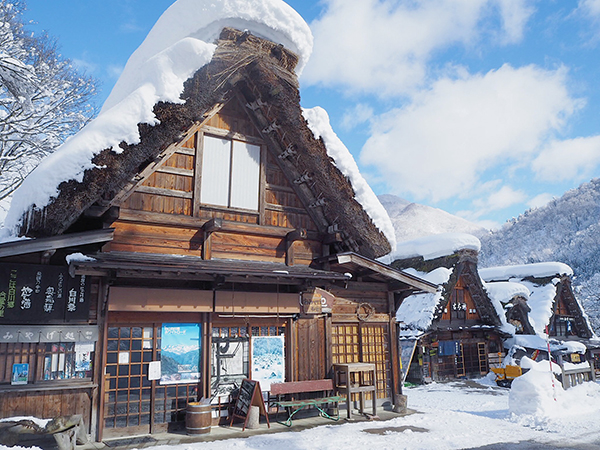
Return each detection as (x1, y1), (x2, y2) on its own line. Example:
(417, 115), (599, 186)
(101, 324), (200, 439)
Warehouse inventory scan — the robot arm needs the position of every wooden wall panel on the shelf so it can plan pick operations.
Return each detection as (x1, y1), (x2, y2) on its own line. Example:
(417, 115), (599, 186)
(205, 102), (260, 138)
(111, 221), (203, 256)
(0, 389), (92, 429)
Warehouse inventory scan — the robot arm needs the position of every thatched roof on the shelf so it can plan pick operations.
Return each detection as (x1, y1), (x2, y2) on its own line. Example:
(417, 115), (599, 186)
(17, 28), (390, 259)
(395, 249), (505, 331)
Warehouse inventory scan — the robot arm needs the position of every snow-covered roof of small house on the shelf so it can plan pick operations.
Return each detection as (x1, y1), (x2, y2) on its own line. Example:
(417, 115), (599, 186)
(2, 0), (393, 258)
(391, 233), (480, 262)
(484, 281), (530, 305)
(396, 263), (515, 338)
(479, 262), (573, 282)
(396, 267), (451, 338)
(480, 262), (594, 338)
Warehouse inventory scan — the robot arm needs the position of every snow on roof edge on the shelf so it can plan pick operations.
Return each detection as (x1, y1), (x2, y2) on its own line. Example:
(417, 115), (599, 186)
(301, 107), (396, 250)
(480, 262), (573, 281)
(391, 232), (480, 262)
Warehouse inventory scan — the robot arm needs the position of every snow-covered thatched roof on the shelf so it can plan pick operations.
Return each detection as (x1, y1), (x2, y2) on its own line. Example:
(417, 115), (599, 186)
(480, 262), (595, 339)
(3, 0), (394, 259)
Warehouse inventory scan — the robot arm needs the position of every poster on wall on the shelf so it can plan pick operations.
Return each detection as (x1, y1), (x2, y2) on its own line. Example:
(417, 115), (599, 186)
(11, 363), (29, 385)
(160, 323), (201, 385)
(250, 335), (284, 391)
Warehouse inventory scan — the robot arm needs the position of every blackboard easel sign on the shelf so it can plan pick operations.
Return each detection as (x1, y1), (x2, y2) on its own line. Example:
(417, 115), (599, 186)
(229, 379), (270, 431)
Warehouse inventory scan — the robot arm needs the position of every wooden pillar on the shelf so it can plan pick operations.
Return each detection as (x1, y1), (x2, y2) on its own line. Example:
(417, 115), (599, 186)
(388, 291), (401, 397)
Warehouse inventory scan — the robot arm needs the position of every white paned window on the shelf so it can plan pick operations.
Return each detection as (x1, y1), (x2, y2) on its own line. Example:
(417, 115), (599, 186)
(230, 141), (260, 210)
(200, 135), (260, 210)
(201, 136), (231, 207)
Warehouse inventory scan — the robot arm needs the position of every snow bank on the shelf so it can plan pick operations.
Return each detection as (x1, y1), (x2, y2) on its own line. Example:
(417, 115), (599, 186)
(480, 262), (573, 281)
(509, 357), (600, 423)
(391, 232), (480, 261)
(4, 0), (313, 235)
(302, 107), (396, 250)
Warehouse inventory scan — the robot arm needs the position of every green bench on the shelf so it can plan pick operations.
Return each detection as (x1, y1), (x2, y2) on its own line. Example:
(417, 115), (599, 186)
(269, 379), (344, 427)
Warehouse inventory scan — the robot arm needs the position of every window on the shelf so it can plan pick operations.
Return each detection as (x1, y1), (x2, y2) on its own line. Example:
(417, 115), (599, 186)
(201, 135), (261, 210)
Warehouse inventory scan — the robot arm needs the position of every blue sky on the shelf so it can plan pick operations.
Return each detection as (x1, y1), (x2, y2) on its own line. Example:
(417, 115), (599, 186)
(23, 0), (600, 229)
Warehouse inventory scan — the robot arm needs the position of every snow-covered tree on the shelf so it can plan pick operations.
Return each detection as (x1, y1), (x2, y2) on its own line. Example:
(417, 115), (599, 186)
(0, 0), (96, 209)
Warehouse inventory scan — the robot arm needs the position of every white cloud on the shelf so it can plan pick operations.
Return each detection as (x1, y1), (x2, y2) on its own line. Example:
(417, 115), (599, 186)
(360, 64), (582, 202)
(528, 193), (554, 209)
(303, 0), (535, 96)
(474, 185), (527, 212)
(341, 103), (374, 130)
(532, 136), (600, 181)
(495, 0), (536, 43)
(579, 0), (600, 18)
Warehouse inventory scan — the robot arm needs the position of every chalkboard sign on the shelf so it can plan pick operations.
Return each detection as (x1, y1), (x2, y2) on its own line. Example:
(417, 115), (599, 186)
(229, 379), (270, 431)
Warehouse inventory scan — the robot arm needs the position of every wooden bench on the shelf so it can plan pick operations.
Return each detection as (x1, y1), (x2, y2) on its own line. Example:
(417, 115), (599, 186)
(269, 379), (344, 427)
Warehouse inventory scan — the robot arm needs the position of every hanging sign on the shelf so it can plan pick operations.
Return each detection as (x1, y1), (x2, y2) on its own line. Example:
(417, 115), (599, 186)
(301, 287), (336, 314)
(0, 263), (90, 324)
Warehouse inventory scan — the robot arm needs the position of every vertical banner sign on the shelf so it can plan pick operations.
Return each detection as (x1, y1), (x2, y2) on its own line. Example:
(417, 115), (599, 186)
(160, 323), (201, 385)
(250, 335), (285, 391)
(0, 263), (90, 323)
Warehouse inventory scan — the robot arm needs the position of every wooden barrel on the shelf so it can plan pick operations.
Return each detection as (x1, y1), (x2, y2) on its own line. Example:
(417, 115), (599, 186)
(186, 402), (211, 435)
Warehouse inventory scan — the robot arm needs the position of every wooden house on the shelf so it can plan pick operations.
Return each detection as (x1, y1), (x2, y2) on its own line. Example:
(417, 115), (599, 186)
(479, 263), (599, 370)
(479, 263), (595, 341)
(0, 27), (436, 441)
(392, 236), (510, 383)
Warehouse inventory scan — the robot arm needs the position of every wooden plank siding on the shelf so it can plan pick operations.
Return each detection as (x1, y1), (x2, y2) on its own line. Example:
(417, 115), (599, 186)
(111, 98), (321, 264)
(0, 389), (93, 427)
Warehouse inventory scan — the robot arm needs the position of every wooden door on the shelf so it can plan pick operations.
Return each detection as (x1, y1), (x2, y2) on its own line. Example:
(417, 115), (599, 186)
(296, 317), (326, 381)
(331, 323), (391, 399)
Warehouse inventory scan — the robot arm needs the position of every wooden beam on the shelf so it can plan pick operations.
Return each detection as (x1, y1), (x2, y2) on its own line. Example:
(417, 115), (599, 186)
(156, 166), (194, 177)
(0, 228), (114, 258)
(135, 186), (193, 199)
(331, 253), (438, 293)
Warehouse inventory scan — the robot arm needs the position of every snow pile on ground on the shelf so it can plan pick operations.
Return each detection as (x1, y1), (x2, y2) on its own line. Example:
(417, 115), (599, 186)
(303, 106), (396, 250)
(391, 232), (480, 261)
(3, 0), (313, 236)
(509, 358), (600, 432)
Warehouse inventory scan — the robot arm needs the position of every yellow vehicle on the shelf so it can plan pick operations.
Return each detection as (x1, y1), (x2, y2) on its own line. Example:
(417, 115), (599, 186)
(490, 365), (522, 387)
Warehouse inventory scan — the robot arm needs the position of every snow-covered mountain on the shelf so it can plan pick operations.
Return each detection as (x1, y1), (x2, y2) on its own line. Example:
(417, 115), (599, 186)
(478, 178), (600, 332)
(378, 194), (487, 243)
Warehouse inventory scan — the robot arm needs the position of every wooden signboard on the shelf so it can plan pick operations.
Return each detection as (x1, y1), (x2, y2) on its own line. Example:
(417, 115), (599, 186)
(229, 379), (270, 431)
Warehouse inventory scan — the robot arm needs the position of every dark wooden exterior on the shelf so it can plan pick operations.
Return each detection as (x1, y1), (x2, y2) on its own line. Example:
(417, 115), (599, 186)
(0, 28), (436, 441)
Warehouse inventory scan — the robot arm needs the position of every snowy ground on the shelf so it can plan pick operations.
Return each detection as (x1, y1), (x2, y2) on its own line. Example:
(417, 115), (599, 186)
(2, 376), (600, 450)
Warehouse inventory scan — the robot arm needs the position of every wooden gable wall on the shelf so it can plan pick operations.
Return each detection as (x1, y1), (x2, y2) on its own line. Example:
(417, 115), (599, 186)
(107, 97), (322, 265)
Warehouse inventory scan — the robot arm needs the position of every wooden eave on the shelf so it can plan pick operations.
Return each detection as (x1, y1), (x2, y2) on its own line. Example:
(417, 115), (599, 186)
(70, 251), (350, 285)
(0, 228), (114, 258)
(317, 252), (437, 293)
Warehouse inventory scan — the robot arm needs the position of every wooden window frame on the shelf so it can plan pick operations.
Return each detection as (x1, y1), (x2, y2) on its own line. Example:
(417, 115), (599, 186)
(195, 130), (266, 221)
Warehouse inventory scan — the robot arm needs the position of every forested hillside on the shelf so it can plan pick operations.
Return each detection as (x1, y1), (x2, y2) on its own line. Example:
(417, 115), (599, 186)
(479, 178), (600, 332)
